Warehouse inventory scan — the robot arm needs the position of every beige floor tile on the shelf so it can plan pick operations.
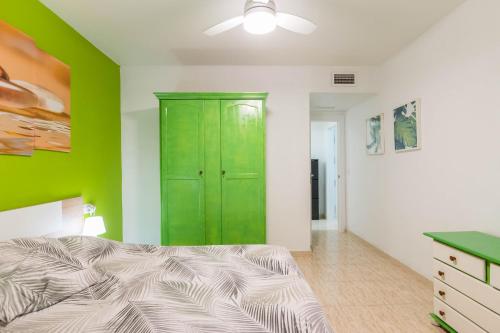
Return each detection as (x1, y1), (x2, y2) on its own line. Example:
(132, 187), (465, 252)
(293, 230), (445, 333)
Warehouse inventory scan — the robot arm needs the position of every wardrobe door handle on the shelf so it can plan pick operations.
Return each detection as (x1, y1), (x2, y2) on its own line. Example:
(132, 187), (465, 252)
(222, 170), (226, 176)
(199, 170), (203, 176)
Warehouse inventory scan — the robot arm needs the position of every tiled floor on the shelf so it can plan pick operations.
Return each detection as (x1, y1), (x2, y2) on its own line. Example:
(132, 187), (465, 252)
(312, 219), (338, 230)
(293, 229), (444, 333)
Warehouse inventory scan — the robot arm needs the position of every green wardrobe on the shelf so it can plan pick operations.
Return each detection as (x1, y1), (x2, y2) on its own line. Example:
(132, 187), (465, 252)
(155, 93), (267, 246)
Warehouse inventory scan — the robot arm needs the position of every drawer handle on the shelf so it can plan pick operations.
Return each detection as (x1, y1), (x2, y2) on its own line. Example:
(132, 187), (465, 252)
(438, 271), (445, 277)
(438, 290), (446, 297)
(439, 310), (445, 317)
(449, 256), (457, 262)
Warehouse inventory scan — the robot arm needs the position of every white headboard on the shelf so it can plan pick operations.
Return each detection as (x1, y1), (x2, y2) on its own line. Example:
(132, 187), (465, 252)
(0, 197), (84, 241)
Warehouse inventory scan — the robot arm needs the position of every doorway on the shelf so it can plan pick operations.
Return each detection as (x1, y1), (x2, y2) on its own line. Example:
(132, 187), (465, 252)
(311, 121), (339, 230)
(310, 92), (376, 235)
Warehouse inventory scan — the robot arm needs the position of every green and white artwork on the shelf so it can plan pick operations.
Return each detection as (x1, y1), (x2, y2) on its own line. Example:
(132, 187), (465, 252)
(393, 100), (420, 152)
(366, 114), (384, 155)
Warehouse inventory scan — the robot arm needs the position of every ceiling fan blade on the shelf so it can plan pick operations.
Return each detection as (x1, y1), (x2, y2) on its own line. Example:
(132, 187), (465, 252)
(276, 13), (317, 35)
(204, 16), (244, 36)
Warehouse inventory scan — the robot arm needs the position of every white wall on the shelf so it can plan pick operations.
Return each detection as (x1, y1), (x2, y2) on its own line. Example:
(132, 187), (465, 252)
(346, 0), (500, 278)
(121, 66), (378, 251)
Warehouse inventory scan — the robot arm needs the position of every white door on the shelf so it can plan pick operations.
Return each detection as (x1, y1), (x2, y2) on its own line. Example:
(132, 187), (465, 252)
(326, 125), (338, 220)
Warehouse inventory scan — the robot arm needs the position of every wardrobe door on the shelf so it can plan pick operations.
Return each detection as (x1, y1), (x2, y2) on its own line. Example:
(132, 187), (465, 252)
(220, 100), (265, 244)
(203, 100), (222, 244)
(161, 100), (205, 245)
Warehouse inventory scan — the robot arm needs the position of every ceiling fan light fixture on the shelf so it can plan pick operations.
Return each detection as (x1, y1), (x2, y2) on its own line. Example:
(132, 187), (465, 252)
(244, 7), (276, 35)
(203, 0), (316, 37)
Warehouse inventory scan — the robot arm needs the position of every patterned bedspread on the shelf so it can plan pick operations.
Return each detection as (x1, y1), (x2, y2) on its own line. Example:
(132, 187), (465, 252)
(1, 236), (332, 333)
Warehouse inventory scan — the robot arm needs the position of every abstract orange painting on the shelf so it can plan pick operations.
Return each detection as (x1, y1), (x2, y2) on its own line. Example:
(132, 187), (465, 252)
(0, 20), (71, 156)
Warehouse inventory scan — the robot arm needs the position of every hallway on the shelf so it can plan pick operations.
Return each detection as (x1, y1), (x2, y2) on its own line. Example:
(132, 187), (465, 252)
(293, 230), (443, 333)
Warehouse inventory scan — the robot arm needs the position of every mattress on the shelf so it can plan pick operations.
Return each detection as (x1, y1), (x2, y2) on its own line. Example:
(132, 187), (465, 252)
(1, 236), (332, 332)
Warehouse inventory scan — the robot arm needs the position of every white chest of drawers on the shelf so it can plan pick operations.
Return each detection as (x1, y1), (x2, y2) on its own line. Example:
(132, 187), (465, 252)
(424, 231), (500, 333)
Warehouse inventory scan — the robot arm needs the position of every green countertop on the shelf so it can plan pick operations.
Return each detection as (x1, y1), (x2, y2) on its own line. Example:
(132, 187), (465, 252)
(424, 231), (500, 265)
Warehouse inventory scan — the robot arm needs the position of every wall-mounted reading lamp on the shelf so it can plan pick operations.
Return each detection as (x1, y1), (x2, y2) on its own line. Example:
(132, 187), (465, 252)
(82, 204), (106, 236)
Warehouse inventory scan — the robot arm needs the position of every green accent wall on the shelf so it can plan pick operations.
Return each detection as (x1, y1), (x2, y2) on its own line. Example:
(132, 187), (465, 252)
(0, 1), (122, 240)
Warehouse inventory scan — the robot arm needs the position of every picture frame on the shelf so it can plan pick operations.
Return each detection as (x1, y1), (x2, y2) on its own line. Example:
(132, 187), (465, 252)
(393, 99), (421, 153)
(0, 20), (71, 156)
(365, 113), (384, 155)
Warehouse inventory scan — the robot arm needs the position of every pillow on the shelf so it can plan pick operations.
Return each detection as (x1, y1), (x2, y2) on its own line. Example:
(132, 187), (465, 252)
(0, 238), (103, 326)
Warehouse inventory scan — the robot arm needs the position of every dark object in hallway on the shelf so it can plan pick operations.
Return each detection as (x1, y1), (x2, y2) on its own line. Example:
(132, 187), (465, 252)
(311, 159), (319, 220)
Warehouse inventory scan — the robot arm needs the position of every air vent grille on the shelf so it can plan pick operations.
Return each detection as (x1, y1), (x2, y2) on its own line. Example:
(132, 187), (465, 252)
(332, 73), (356, 86)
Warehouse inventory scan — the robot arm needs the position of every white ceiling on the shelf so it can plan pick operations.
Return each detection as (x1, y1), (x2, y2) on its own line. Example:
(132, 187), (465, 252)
(310, 93), (375, 112)
(40, 0), (465, 66)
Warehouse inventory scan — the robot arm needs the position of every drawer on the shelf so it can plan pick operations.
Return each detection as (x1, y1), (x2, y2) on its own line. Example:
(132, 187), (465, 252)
(491, 263), (500, 291)
(434, 259), (500, 314)
(434, 297), (486, 333)
(433, 241), (486, 281)
(434, 278), (500, 332)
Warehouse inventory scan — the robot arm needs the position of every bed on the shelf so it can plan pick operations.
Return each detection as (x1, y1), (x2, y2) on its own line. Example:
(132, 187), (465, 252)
(0, 199), (332, 333)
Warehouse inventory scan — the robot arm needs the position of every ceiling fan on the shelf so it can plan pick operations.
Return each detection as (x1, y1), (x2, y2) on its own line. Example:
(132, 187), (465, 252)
(204, 0), (317, 36)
